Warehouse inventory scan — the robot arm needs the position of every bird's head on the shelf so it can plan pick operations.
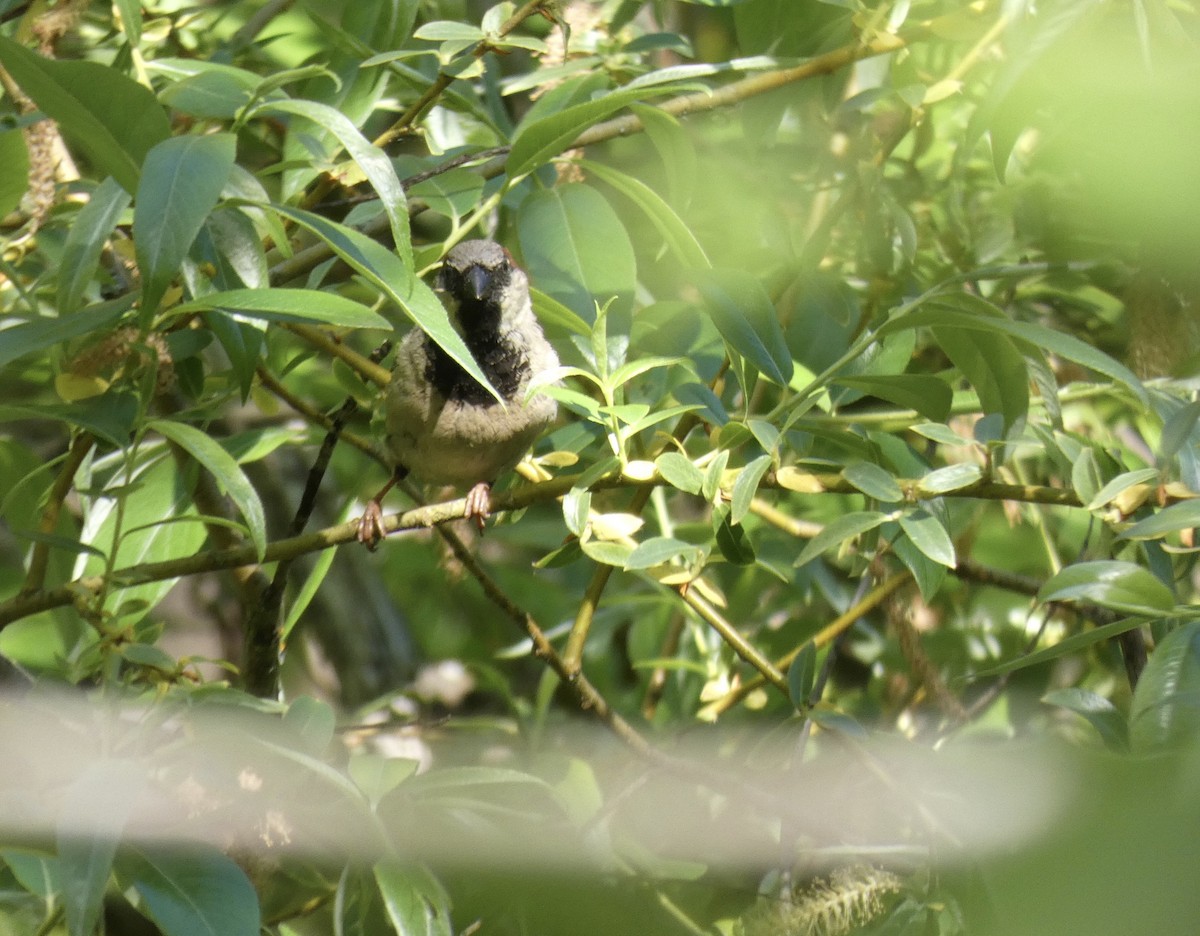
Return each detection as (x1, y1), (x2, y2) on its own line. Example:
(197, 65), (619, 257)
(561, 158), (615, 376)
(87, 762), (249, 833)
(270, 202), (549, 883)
(436, 240), (530, 332)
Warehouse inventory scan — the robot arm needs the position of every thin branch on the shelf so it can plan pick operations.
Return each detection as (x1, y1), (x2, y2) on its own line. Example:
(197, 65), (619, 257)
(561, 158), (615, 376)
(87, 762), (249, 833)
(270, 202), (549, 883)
(0, 472), (1086, 630)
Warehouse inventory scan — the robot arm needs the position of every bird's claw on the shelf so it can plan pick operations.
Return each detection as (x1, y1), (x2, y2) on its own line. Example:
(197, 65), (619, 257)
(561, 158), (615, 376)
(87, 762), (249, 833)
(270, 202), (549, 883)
(464, 483), (492, 533)
(357, 500), (387, 551)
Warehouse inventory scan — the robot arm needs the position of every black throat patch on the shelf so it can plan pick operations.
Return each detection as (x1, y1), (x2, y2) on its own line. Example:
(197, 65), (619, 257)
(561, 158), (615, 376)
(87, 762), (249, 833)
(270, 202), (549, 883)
(423, 297), (529, 406)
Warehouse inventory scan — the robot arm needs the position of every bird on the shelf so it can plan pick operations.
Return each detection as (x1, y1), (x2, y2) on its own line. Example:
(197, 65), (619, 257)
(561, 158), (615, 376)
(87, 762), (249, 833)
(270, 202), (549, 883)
(356, 239), (559, 548)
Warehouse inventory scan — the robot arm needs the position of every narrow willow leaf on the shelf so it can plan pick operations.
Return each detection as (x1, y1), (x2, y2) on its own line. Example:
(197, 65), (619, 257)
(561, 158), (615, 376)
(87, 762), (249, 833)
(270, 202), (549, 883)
(730, 455), (773, 524)
(916, 463), (984, 495)
(255, 99), (411, 271)
(1086, 468), (1160, 512)
(147, 419), (267, 560)
(375, 860), (453, 936)
(970, 617), (1144, 681)
(135, 134), (236, 315)
(178, 288), (389, 329)
(624, 536), (702, 570)
(788, 642), (817, 709)
(795, 512), (888, 568)
(898, 509), (956, 568)
(842, 462), (904, 503)
(1038, 560), (1174, 615)
(58, 179), (132, 315)
(0, 36), (169, 192)
(1119, 499), (1200, 541)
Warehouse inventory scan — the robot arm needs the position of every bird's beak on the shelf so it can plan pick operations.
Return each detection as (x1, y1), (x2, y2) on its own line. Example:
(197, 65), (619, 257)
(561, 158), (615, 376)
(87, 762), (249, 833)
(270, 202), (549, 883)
(465, 264), (492, 301)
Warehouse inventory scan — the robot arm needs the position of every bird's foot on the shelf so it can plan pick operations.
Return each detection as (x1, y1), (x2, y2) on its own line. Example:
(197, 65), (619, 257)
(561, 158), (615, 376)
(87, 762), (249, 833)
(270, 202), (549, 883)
(464, 482), (492, 532)
(357, 499), (387, 550)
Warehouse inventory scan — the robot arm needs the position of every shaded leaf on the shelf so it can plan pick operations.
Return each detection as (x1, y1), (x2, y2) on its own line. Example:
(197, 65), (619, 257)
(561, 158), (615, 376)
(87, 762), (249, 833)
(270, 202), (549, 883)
(1130, 622), (1200, 751)
(1043, 687), (1128, 751)
(147, 419), (267, 560)
(123, 847), (259, 936)
(179, 288), (389, 329)
(834, 374), (953, 422)
(795, 512), (888, 568)
(695, 269), (793, 386)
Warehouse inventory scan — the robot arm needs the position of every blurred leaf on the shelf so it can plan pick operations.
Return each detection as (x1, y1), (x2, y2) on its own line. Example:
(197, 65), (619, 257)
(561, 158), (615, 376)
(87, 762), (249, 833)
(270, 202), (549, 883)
(1043, 687), (1128, 751)
(122, 846), (260, 936)
(135, 134), (236, 315)
(374, 860), (453, 936)
(1039, 561), (1174, 616)
(696, 269), (793, 386)
(834, 374), (953, 422)
(0, 392), (138, 447)
(147, 419), (267, 560)
(0, 129), (29, 218)
(0, 299), (130, 369)
(1131, 622), (1200, 751)
(0, 36), (169, 192)
(58, 760), (145, 936)
(283, 696), (336, 755)
(349, 754), (418, 805)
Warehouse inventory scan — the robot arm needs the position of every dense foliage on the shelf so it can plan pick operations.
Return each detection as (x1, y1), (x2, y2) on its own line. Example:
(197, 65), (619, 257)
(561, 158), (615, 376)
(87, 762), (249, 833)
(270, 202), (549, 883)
(3, 0), (1200, 934)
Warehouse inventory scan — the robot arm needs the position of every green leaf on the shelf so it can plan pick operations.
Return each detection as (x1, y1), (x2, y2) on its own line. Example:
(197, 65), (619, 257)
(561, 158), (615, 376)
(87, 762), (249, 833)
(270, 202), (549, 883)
(1038, 561), (1175, 616)
(58, 178), (132, 315)
(581, 539), (635, 567)
(563, 487), (591, 537)
(135, 134), (237, 315)
(1130, 622), (1200, 751)
(795, 511), (888, 568)
(254, 99), (411, 271)
(268, 205), (498, 401)
(833, 374), (953, 422)
(0, 392), (138, 447)
(842, 462), (903, 503)
(0, 299), (131, 369)
(59, 760), (145, 936)
(147, 419), (267, 560)
(788, 642), (817, 709)
(374, 860), (453, 936)
(579, 159), (710, 269)
(1086, 468), (1159, 511)
(695, 269), (793, 386)
(730, 454), (773, 524)
(714, 505), (755, 565)
(655, 451), (704, 494)
(507, 85), (676, 177)
(0, 35), (170, 192)
(178, 288), (389, 329)
(414, 20), (485, 41)
(517, 184), (637, 323)
(1119, 500), (1200, 541)
(123, 847), (260, 936)
(284, 695), (336, 754)
(877, 299), (1147, 407)
(916, 463), (984, 495)
(969, 617), (1146, 681)
(1042, 688), (1128, 751)
(624, 536), (702, 570)
(899, 508), (956, 568)
(0, 128), (29, 218)
(931, 324), (1028, 432)
(349, 753), (419, 805)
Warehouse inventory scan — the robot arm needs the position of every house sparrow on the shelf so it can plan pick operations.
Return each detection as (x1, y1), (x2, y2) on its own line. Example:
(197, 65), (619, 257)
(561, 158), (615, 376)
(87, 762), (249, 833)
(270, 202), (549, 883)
(357, 239), (559, 548)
